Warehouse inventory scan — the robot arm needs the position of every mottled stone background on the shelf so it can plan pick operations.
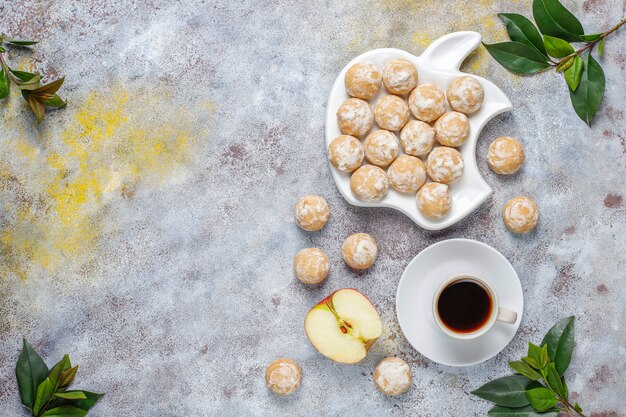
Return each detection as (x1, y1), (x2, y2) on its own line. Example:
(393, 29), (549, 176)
(0, 0), (625, 416)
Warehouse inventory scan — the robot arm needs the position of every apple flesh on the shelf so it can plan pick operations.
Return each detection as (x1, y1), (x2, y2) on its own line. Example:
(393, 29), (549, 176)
(305, 288), (383, 364)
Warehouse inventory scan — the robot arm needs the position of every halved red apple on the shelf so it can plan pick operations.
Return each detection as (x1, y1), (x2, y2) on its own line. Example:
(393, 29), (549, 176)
(304, 288), (383, 364)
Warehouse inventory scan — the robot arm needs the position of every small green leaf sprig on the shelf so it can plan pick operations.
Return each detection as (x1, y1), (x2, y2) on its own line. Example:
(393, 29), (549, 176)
(472, 317), (584, 417)
(0, 35), (66, 123)
(15, 339), (103, 417)
(483, 0), (625, 125)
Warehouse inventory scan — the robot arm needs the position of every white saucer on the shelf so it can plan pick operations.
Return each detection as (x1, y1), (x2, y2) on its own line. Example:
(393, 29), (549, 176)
(395, 239), (523, 366)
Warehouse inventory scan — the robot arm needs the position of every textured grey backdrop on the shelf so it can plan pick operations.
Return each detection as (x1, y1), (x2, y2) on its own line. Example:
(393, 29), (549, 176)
(0, 0), (625, 416)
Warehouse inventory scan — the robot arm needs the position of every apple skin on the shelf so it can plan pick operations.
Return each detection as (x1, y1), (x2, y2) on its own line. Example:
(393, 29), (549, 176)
(304, 288), (383, 364)
(363, 338), (377, 351)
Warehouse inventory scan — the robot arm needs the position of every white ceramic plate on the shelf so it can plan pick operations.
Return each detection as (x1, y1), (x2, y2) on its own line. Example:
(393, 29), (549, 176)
(325, 32), (513, 230)
(395, 239), (523, 367)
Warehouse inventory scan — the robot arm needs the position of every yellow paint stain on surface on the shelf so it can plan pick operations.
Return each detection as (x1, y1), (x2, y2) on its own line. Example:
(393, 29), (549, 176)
(412, 32), (435, 49)
(15, 136), (39, 160)
(460, 47), (491, 77)
(0, 84), (211, 280)
(377, 0), (433, 13)
(2, 207), (58, 278)
(366, 0), (511, 76)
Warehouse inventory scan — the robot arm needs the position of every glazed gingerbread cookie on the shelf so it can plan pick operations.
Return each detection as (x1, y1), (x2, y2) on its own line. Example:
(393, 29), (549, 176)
(336, 98), (373, 137)
(345, 62), (382, 100)
(382, 59), (418, 95)
(350, 165), (389, 202)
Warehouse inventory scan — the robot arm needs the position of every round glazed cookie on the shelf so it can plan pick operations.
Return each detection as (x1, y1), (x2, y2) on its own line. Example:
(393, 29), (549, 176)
(350, 165), (389, 202)
(293, 248), (330, 284)
(328, 135), (364, 172)
(374, 95), (410, 131)
(426, 146), (464, 184)
(265, 358), (302, 396)
(400, 120), (435, 157)
(387, 155), (427, 193)
(503, 196), (539, 233)
(447, 76), (484, 114)
(417, 182), (451, 219)
(374, 357), (412, 396)
(487, 136), (525, 175)
(382, 58), (418, 95)
(408, 83), (446, 122)
(342, 233), (378, 269)
(336, 98), (374, 137)
(344, 62), (382, 100)
(434, 111), (470, 147)
(294, 195), (330, 231)
(364, 130), (400, 167)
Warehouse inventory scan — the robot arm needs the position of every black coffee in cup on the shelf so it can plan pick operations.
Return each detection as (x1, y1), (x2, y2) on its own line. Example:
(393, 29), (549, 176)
(436, 278), (492, 334)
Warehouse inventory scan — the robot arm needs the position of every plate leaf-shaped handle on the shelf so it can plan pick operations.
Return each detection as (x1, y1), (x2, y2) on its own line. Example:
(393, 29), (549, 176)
(419, 31), (482, 71)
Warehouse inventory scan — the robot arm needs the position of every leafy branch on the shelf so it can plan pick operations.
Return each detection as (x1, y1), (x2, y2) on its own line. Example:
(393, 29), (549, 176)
(16, 339), (103, 417)
(472, 317), (585, 417)
(555, 18), (625, 69)
(483, 0), (625, 125)
(0, 35), (66, 123)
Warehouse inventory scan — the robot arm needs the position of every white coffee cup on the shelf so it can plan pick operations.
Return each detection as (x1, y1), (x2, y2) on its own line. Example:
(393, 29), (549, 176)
(432, 274), (518, 340)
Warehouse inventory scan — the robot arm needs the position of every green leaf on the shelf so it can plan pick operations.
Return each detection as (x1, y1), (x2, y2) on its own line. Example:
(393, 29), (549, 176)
(545, 363), (566, 398)
(574, 403), (583, 413)
(598, 37), (605, 57)
(532, 0), (584, 42)
(73, 391), (104, 411)
(580, 33), (602, 41)
(538, 345), (549, 369)
(16, 338), (50, 409)
(541, 316), (576, 373)
(53, 391), (87, 400)
(41, 405), (87, 417)
(498, 13), (548, 57)
(44, 94), (67, 108)
(488, 405), (559, 417)
(525, 387), (557, 411)
(543, 35), (574, 58)
(564, 55), (584, 91)
(0, 46), (5, 52)
(28, 95), (46, 123)
(33, 377), (54, 415)
(471, 375), (541, 407)
(20, 81), (43, 91)
(9, 68), (40, 83)
(483, 42), (551, 74)
(509, 361), (543, 381)
(528, 342), (541, 357)
(0, 68), (9, 99)
(522, 356), (541, 370)
(48, 391), (103, 412)
(19, 74), (41, 86)
(32, 77), (64, 95)
(556, 55), (575, 72)
(59, 365), (78, 388)
(525, 343), (547, 369)
(5, 38), (39, 46)
(48, 354), (71, 390)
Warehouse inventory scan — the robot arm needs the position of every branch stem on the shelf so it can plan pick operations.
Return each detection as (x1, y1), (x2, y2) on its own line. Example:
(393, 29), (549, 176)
(555, 17), (626, 66)
(558, 394), (587, 417)
(0, 51), (21, 84)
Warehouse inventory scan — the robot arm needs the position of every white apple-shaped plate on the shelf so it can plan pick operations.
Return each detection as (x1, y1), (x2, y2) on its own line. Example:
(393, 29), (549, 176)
(325, 31), (513, 230)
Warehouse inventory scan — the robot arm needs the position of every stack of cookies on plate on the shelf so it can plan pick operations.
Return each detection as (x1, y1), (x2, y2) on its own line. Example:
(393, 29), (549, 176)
(329, 58), (485, 219)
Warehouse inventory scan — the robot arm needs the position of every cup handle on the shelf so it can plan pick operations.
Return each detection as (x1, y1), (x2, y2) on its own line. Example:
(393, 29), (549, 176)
(496, 308), (518, 324)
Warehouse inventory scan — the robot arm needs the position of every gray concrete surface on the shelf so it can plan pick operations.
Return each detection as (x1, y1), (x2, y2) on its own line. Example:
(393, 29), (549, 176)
(1, 0), (625, 416)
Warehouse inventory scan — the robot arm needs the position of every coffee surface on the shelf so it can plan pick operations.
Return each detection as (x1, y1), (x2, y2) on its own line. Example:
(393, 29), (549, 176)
(437, 279), (492, 333)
